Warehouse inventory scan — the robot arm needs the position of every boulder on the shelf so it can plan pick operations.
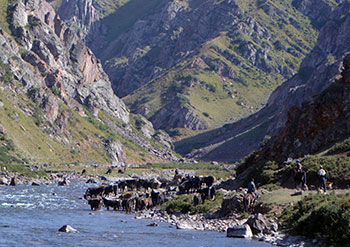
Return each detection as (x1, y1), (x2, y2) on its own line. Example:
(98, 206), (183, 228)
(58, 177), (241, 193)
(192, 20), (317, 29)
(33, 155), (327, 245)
(86, 178), (97, 184)
(245, 213), (277, 235)
(227, 224), (253, 238)
(58, 178), (69, 186)
(31, 181), (40, 186)
(58, 225), (78, 233)
(146, 222), (158, 227)
(0, 178), (8, 185)
(219, 195), (242, 215)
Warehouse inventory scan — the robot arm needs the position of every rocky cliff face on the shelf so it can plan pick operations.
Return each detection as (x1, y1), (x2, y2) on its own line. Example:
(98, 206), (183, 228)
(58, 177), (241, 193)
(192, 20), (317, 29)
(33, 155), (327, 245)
(54, 0), (320, 131)
(7, 0), (129, 124)
(260, 53), (350, 162)
(0, 0), (177, 166)
(177, 0), (349, 162)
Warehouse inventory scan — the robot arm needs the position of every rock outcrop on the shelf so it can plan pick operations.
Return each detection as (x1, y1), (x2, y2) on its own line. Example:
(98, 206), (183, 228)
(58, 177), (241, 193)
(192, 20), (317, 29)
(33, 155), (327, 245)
(177, 0), (350, 162)
(6, 0), (129, 125)
(260, 53), (350, 161)
(54, 0), (321, 131)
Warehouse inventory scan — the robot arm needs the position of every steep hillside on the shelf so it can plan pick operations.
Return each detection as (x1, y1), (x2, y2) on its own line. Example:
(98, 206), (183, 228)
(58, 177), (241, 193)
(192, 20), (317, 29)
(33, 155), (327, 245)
(53, 0), (325, 132)
(0, 0), (177, 174)
(237, 53), (350, 188)
(177, 0), (348, 162)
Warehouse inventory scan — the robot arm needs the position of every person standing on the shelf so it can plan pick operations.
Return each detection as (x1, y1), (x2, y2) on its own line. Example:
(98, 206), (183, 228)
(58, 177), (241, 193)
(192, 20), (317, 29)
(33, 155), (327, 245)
(318, 165), (327, 193)
(296, 160), (302, 172)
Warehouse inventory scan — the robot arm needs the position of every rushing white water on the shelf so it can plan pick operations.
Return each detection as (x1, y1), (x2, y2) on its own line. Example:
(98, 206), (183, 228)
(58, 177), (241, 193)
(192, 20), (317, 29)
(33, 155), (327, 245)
(0, 183), (271, 247)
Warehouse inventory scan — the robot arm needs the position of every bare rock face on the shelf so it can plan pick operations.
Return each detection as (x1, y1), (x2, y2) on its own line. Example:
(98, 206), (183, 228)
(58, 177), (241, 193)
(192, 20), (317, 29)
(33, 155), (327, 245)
(260, 53), (350, 162)
(6, 0), (129, 126)
(151, 103), (209, 131)
(153, 130), (174, 150)
(178, 1), (350, 162)
(105, 139), (126, 165)
(138, 116), (155, 139)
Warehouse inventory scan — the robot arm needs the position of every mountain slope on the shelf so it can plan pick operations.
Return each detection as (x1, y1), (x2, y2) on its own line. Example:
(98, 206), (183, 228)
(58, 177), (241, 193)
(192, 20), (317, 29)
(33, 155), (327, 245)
(0, 0), (177, 173)
(53, 0), (323, 131)
(176, 0), (348, 162)
(237, 53), (350, 188)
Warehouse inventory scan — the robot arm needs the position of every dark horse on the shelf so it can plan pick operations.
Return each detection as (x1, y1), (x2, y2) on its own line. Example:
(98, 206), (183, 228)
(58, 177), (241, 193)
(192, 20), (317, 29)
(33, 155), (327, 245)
(294, 169), (307, 190)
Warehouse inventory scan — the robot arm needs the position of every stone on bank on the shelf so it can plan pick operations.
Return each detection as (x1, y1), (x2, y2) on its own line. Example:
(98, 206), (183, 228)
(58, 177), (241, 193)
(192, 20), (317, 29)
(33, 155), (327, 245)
(58, 225), (78, 233)
(227, 224), (253, 238)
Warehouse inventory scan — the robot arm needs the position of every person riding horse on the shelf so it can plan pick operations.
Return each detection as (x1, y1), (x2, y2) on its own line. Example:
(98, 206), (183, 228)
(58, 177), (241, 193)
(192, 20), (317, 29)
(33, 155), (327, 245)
(294, 160), (307, 190)
(244, 179), (258, 212)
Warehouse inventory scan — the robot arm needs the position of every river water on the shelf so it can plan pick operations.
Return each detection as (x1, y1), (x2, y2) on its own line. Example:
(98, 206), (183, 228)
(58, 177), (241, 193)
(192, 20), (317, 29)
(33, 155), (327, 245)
(0, 183), (271, 247)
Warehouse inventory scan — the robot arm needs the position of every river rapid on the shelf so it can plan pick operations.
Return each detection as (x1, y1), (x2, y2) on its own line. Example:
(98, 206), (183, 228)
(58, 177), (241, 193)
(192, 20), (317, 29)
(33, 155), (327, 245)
(0, 183), (271, 247)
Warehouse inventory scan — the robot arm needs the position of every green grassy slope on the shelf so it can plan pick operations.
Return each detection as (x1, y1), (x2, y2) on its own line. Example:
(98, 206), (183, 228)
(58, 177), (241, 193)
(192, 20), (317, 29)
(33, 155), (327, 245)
(124, 0), (319, 131)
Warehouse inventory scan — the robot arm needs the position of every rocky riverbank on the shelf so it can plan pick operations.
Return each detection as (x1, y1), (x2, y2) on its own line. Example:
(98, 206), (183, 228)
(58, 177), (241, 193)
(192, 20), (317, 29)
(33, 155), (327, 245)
(135, 208), (313, 246)
(0, 170), (320, 246)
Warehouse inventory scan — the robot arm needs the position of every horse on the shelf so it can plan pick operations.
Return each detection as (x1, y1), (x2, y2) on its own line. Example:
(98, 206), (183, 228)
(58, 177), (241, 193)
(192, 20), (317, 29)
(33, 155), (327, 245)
(294, 169), (307, 190)
(243, 193), (255, 213)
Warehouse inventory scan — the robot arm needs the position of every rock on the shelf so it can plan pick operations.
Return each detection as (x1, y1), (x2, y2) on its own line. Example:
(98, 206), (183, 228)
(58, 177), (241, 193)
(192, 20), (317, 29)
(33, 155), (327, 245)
(245, 213), (277, 235)
(291, 191), (303, 196)
(31, 181), (40, 186)
(0, 178), (8, 185)
(146, 222), (158, 227)
(105, 139), (126, 165)
(176, 221), (195, 230)
(86, 178), (97, 184)
(227, 224), (253, 238)
(217, 195), (242, 216)
(153, 130), (174, 149)
(58, 225), (78, 233)
(138, 116), (155, 139)
(58, 178), (68, 186)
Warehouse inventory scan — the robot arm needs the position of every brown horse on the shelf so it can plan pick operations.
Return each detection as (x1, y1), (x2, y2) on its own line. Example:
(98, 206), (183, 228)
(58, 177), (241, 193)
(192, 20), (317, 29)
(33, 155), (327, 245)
(243, 193), (255, 213)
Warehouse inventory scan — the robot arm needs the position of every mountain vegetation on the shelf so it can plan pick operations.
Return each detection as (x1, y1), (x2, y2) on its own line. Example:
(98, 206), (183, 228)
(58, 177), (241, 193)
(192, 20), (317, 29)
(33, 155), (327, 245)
(0, 0), (177, 176)
(53, 0), (334, 134)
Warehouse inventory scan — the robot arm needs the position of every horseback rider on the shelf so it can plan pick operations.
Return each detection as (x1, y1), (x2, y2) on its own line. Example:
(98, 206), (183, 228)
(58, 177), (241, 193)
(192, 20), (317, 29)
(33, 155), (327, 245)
(294, 160), (307, 190)
(247, 178), (258, 200)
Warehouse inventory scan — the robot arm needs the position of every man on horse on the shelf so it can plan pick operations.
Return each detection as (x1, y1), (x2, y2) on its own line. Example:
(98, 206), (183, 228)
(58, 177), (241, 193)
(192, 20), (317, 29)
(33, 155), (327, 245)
(294, 160), (307, 190)
(247, 178), (258, 200)
(244, 178), (258, 212)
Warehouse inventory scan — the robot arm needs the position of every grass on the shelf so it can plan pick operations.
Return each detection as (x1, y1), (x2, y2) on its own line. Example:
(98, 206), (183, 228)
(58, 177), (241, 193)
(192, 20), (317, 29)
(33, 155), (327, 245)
(139, 161), (234, 179)
(280, 193), (350, 245)
(0, 0), (11, 34)
(161, 191), (225, 214)
(122, 0), (319, 135)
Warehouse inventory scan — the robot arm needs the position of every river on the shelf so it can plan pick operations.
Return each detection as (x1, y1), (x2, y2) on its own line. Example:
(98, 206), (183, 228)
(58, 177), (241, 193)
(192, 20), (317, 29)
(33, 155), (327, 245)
(0, 183), (271, 247)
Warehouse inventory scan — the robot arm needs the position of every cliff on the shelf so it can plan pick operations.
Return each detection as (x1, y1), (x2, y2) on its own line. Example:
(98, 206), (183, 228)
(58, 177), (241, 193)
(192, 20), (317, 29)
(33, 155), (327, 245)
(53, 0), (321, 131)
(177, 0), (350, 162)
(0, 0), (177, 168)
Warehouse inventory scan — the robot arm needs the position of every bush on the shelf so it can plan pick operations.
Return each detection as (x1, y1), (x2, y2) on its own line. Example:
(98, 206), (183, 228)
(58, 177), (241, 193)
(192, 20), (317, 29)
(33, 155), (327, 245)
(281, 193), (350, 245)
(161, 192), (224, 214)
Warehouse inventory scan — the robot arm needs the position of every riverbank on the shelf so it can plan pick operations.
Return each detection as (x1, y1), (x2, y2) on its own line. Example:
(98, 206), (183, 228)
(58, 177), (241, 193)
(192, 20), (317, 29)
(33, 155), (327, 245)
(0, 170), (331, 246)
(135, 208), (313, 246)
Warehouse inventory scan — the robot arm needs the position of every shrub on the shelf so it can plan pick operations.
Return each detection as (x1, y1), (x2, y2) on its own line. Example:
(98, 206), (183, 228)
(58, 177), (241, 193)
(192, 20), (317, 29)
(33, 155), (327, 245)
(281, 193), (350, 245)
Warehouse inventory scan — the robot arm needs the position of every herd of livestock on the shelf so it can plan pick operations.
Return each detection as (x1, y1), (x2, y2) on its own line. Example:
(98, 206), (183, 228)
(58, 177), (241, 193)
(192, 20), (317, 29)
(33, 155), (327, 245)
(83, 175), (216, 212)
